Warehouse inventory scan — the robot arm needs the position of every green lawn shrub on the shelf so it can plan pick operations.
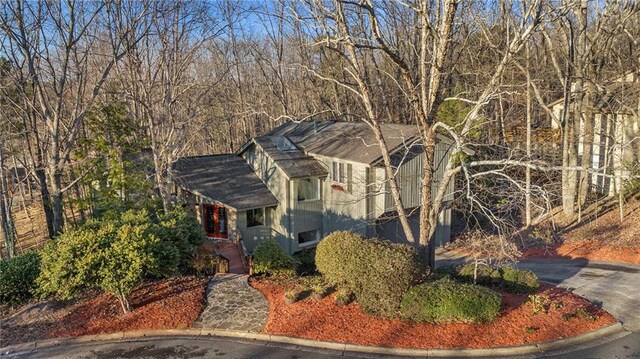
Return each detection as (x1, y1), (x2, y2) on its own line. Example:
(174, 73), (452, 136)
(154, 207), (206, 275)
(292, 248), (317, 276)
(252, 239), (295, 277)
(315, 231), (423, 318)
(37, 211), (158, 313)
(456, 263), (502, 285)
(400, 278), (502, 323)
(500, 267), (539, 294)
(455, 264), (540, 294)
(0, 252), (41, 307)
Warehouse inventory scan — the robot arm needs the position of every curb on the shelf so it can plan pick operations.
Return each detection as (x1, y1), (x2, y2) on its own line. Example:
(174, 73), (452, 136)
(0, 322), (627, 357)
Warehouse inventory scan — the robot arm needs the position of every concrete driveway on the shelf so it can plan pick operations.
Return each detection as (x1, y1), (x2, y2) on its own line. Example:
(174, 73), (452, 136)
(517, 258), (640, 332)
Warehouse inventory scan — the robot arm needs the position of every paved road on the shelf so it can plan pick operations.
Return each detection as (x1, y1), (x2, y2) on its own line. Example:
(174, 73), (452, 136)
(4, 258), (640, 358)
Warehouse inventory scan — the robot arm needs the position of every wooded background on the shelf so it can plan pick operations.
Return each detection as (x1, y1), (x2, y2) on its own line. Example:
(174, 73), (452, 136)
(1, 0), (639, 260)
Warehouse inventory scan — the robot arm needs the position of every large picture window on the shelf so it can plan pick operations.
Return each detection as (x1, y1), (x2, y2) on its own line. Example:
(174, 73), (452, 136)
(246, 207), (265, 227)
(297, 178), (320, 201)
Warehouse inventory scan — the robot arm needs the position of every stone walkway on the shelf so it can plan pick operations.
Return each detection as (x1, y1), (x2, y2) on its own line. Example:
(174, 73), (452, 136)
(192, 274), (269, 332)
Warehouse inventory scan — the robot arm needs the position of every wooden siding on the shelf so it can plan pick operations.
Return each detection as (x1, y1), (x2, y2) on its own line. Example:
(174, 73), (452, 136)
(314, 155), (370, 237)
(241, 144), (291, 240)
(382, 141), (454, 212)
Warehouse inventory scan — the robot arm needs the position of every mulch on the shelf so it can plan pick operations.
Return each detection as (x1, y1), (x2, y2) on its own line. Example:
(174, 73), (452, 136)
(523, 207), (640, 264)
(1, 276), (209, 347)
(250, 278), (616, 349)
(522, 242), (640, 264)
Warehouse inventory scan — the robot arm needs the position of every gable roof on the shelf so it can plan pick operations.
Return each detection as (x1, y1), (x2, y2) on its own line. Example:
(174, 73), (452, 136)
(265, 121), (422, 164)
(252, 136), (329, 179)
(549, 71), (640, 114)
(172, 154), (278, 210)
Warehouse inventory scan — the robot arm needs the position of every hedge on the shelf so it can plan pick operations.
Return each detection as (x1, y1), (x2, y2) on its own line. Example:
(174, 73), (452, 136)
(315, 231), (424, 318)
(500, 267), (539, 294)
(400, 278), (502, 323)
(0, 252), (41, 307)
(455, 263), (540, 294)
(252, 239), (295, 277)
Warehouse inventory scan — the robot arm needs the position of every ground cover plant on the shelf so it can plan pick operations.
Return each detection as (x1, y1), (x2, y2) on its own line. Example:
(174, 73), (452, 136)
(0, 252), (40, 308)
(456, 263), (540, 294)
(400, 278), (502, 323)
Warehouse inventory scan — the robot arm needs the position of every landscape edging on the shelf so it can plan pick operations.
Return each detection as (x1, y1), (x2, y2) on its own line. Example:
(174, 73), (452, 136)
(0, 322), (626, 357)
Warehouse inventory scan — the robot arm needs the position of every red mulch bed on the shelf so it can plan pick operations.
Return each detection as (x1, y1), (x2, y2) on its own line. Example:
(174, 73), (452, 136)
(250, 278), (616, 349)
(1, 276), (209, 347)
(522, 243), (640, 264)
(523, 207), (640, 264)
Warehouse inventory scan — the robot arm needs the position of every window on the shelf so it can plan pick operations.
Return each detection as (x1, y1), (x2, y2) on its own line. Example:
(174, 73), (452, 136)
(332, 161), (352, 191)
(246, 208), (265, 227)
(270, 135), (297, 151)
(297, 178), (320, 201)
(298, 230), (319, 245)
(332, 161), (346, 183)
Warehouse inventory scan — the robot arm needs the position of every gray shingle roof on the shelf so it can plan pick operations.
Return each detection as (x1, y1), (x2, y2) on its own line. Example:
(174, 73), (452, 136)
(253, 136), (328, 178)
(268, 121), (422, 164)
(172, 154), (278, 210)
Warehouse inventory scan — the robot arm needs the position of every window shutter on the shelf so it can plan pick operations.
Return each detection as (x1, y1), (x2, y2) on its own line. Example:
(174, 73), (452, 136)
(347, 163), (353, 192)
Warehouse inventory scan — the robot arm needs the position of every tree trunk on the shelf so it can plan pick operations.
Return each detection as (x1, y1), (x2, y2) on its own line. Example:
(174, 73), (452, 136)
(0, 146), (16, 258)
(34, 167), (55, 239)
(117, 291), (131, 314)
(562, 27), (577, 217)
(419, 129), (437, 268)
(525, 40), (532, 227)
(48, 163), (64, 236)
(576, 0), (593, 216)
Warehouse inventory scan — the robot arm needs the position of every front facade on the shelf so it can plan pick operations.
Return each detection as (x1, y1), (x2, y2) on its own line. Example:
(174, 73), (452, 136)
(173, 121), (456, 255)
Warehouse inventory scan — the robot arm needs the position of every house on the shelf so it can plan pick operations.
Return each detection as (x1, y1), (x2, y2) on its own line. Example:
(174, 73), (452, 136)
(549, 72), (640, 196)
(172, 121), (456, 255)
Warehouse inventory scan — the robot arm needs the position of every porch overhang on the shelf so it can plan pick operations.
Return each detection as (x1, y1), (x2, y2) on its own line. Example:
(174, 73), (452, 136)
(172, 154), (278, 211)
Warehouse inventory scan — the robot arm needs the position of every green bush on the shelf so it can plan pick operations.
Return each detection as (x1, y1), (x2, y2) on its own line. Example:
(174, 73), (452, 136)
(293, 248), (317, 276)
(457, 263), (502, 285)
(500, 267), (539, 294)
(455, 264), (540, 294)
(0, 252), (41, 307)
(400, 278), (502, 323)
(156, 207), (206, 274)
(315, 231), (423, 318)
(252, 239), (295, 277)
(37, 210), (158, 313)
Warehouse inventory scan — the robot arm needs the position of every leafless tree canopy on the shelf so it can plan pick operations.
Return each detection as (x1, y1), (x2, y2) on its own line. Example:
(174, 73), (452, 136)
(0, 0), (638, 261)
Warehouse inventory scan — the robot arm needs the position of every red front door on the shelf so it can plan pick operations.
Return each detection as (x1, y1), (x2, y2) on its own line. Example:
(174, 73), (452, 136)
(203, 204), (228, 239)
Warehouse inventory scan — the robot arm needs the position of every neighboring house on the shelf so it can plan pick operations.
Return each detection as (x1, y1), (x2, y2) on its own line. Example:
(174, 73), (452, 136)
(172, 121), (457, 255)
(549, 72), (640, 196)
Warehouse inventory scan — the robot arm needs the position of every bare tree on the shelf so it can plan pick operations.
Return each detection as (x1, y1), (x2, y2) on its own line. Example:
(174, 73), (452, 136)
(0, 0), (150, 235)
(117, 0), (225, 212)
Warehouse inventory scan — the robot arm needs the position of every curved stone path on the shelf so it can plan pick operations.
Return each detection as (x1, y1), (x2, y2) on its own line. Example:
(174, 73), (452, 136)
(192, 274), (269, 332)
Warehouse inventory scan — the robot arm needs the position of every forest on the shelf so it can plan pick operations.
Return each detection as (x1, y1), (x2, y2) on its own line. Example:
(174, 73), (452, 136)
(1, 0), (639, 260)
